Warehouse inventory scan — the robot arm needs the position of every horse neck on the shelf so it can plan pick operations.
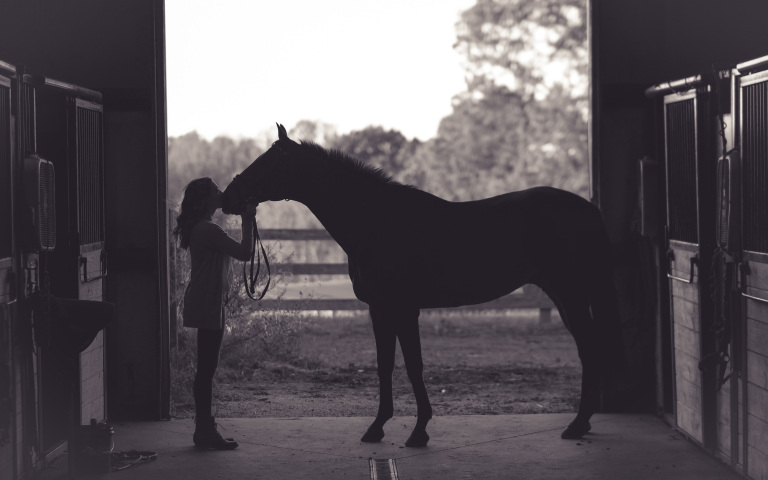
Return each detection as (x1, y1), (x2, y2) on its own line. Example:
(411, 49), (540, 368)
(289, 153), (382, 254)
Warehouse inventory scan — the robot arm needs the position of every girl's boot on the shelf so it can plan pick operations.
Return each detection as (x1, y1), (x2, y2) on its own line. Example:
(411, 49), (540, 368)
(193, 416), (238, 450)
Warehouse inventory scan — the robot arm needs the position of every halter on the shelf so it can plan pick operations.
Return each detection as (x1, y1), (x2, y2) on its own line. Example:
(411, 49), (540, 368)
(235, 139), (289, 301)
(228, 173), (253, 213)
(243, 215), (271, 301)
(228, 174), (270, 301)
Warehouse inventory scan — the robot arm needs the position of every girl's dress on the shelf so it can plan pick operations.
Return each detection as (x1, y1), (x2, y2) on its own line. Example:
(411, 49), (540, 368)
(183, 220), (250, 329)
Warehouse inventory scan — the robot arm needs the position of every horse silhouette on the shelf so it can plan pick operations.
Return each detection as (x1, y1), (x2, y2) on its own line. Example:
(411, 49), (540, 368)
(222, 123), (624, 447)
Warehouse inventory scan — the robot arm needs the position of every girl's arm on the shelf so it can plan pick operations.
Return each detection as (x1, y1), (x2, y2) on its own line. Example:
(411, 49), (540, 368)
(235, 203), (257, 261)
(200, 203), (258, 261)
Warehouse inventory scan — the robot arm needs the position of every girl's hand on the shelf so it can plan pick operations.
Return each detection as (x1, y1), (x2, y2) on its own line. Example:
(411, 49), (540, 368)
(242, 201), (257, 220)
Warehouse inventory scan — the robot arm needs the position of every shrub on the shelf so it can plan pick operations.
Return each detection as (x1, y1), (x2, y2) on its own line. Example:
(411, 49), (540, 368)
(169, 233), (312, 416)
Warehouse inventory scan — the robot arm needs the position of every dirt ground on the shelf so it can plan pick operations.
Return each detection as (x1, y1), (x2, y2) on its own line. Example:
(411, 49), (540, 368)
(174, 310), (583, 420)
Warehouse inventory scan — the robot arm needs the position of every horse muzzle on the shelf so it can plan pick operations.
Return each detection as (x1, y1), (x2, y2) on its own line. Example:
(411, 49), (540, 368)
(220, 190), (244, 215)
(221, 191), (259, 216)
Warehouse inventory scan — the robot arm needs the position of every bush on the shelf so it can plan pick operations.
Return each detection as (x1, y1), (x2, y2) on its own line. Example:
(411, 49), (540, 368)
(169, 232), (313, 417)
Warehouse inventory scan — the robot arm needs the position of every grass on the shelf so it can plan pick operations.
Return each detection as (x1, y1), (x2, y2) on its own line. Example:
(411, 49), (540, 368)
(170, 307), (582, 419)
(169, 239), (581, 419)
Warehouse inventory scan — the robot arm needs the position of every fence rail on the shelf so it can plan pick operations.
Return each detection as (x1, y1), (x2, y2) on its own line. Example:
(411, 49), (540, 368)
(256, 229), (555, 322)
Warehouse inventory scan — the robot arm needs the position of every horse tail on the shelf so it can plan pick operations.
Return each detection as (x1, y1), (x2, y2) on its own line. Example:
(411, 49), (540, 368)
(587, 210), (626, 373)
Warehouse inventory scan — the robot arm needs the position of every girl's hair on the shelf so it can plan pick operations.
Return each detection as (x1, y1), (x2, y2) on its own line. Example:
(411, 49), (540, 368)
(173, 177), (215, 250)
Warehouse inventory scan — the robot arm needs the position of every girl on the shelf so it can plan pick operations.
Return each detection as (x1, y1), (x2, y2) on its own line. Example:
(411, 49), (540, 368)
(172, 177), (256, 449)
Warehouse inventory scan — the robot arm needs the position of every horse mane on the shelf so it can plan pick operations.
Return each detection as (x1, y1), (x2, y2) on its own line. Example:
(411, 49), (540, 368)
(300, 141), (409, 189)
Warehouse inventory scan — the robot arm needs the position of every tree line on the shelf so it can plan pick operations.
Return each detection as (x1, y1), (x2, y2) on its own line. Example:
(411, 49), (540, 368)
(168, 0), (589, 229)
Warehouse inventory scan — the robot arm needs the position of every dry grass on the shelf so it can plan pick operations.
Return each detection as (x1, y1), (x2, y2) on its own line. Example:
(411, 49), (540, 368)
(170, 309), (582, 419)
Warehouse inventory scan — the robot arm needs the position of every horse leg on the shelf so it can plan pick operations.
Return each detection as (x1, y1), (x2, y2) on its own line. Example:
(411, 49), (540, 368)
(361, 308), (397, 443)
(395, 309), (432, 447)
(547, 290), (601, 439)
(562, 340), (601, 439)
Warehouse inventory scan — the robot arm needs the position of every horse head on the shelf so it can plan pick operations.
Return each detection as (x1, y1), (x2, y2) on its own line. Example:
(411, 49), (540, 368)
(221, 123), (300, 214)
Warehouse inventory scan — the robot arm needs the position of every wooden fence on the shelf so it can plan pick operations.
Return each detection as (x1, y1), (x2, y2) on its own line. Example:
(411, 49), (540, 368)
(254, 229), (555, 322)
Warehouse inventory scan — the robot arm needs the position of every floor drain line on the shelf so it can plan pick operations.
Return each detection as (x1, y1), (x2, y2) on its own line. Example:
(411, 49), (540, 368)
(369, 458), (399, 480)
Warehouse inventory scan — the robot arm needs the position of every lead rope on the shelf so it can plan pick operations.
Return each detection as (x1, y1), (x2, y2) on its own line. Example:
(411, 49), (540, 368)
(243, 216), (271, 301)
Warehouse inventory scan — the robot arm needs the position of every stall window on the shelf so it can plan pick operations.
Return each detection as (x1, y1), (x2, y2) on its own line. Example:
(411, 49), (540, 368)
(742, 78), (768, 253)
(74, 100), (104, 247)
(665, 97), (699, 244)
(0, 77), (11, 260)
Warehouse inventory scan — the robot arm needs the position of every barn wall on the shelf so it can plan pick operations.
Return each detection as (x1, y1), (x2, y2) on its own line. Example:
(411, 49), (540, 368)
(670, 244), (704, 442)
(744, 259), (768, 477)
(592, 0), (768, 478)
(593, 0), (768, 242)
(738, 63), (768, 479)
(0, 0), (170, 422)
(0, 304), (14, 479)
(0, 1), (168, 478)
(0, 63), (14, 480)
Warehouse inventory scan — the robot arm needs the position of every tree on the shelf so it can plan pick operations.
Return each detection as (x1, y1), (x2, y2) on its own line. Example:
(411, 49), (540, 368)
(167, 127), (326, 229)
(288, 120), (338, 146)
(401, 0), (589, 200)
(329, 126), (410, 176)
(454, 0), (587, 104)
(168, 132), (265, 207)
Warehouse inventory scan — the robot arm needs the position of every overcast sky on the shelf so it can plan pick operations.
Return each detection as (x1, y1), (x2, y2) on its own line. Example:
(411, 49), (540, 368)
(165, 0), (477, 142)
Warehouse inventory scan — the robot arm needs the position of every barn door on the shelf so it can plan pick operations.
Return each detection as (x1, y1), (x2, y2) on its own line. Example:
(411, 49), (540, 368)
(70, 97), (107, 424)
(662, 84), (719, 449)
(34, 84), (106, 304)
(735, 60), (768, 480)
(71, 98), (106, 298)
(664, 89), (705, 443)
(31, 79), (107, 454)
(0, 63), (14, 478)
(0, 67), (13, 304)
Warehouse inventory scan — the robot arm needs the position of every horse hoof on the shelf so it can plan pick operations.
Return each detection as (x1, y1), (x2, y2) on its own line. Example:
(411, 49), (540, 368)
(361, 426), (385, 443)
(561, 420), (591, 439)
(405, 430), (429, 448)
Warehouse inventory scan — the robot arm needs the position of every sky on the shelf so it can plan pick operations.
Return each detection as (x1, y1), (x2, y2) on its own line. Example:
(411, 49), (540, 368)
(165, 0), (477, 142)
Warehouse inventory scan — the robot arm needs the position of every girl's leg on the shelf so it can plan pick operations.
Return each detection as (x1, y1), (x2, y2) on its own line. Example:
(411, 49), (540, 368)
(192, 327), (237, 449)
(193, 327), (224, 419)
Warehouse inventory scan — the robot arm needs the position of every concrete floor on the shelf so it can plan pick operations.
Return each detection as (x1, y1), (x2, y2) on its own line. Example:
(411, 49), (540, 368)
(45, 413), (742, 480)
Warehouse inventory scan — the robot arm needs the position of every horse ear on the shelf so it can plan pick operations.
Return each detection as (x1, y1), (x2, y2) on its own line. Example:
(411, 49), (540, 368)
(277, 123), (288, 140)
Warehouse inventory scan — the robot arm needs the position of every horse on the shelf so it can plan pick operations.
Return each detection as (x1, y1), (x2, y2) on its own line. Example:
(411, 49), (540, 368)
(222, 123), (624, 448)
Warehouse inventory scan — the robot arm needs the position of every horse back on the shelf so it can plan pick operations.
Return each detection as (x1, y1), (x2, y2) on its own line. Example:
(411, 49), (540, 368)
(349, 186), (605, 308)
